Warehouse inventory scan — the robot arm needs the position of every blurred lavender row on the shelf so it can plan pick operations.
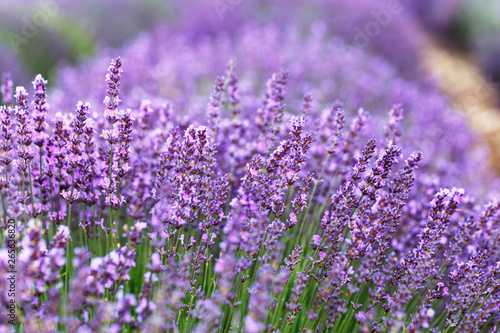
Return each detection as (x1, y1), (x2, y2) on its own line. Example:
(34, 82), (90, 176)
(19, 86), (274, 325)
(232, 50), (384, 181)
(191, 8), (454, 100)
(1, 0), (494, 86)
(52, 22), (496, 197)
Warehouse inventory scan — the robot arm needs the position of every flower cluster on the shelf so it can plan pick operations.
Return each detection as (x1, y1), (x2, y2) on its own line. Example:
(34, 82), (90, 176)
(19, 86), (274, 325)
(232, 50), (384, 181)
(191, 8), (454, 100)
(52, 23), (494, 199)
(0, 27), (499, 333)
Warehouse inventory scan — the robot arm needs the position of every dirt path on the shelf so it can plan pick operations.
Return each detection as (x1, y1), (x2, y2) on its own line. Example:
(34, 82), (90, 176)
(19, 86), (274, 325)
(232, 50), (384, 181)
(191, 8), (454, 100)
(421, 37), (500, 172)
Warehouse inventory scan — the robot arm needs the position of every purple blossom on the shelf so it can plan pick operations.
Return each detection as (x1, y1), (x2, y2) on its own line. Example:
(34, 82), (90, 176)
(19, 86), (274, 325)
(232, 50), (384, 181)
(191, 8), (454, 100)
(0, 8), (499, 331)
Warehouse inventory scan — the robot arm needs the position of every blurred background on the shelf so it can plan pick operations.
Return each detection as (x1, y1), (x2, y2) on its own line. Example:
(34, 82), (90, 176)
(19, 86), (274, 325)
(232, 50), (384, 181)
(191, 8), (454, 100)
(0, 0), (172, 85)
(0, 0), (498, 88)
(0, 0), (499, 172)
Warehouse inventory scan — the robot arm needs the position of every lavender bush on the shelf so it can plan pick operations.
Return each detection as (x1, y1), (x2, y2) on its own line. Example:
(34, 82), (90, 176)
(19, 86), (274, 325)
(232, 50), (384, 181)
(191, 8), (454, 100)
(52, 24), (495, 196)
(0, 49), (499, 332)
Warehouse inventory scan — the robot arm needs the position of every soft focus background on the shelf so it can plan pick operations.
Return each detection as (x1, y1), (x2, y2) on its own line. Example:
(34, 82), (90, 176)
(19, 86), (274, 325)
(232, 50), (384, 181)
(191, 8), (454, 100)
(0, 0), (499, 170)
(0, 0), (498, 84)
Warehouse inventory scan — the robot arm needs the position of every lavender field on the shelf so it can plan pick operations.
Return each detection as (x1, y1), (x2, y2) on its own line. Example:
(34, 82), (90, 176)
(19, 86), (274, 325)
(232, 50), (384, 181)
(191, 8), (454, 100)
(0, 1), (499, 332)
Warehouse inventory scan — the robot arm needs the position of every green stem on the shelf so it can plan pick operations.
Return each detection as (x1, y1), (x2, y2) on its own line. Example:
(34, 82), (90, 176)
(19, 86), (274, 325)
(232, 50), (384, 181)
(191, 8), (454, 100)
(64, 169), (76, 300)
(1, 191), (8, 220)
(294, 156), (330, 250)
(28, 163), (35, 214)
(448, 282), (493, 333)
(108, 124), (115, 246)
(39, 147), (48, 246)
(108, 207), (114, 250)
(339, 281), (366, 333)
(90, 181), (98, 256)
(270, 275), (293, 329)
(2, 166), (9, 219)
(64, 203), (72, 300)
(480, 315), (495, 333)
(185, 292), (196, 333)
(472, 282), (497, 317)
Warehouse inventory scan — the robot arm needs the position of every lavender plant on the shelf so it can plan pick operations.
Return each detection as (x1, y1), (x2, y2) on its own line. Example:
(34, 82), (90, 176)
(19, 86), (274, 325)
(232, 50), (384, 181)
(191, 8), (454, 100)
(1, 52), (499, 332)
(52, 24), (497, 197)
